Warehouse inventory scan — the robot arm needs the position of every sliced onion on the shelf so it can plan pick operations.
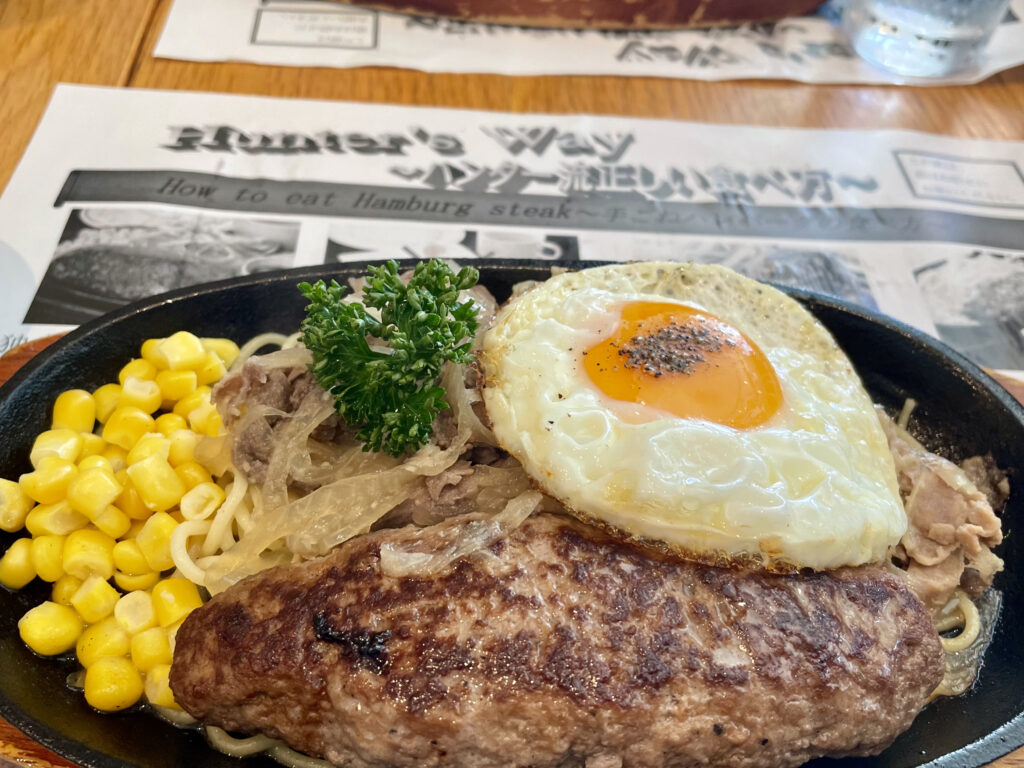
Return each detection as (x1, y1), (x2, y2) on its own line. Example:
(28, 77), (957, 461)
(202, 427), (474, 591)
(249, 345), (312, 371)
(379, 490), (542, 578)
(260, 394), (336, 512)
(442, 362), (495, 446)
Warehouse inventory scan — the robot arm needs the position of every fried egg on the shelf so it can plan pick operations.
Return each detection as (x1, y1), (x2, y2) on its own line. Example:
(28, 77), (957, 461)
(480, 262), (906, 570)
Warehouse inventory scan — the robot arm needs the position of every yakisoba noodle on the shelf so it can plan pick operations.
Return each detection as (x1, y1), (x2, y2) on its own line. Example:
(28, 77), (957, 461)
(155, 707), (334, 768)
(935, 590), (981, 651)
(232, 332), (304, 368)
(151, 702), (334, 767)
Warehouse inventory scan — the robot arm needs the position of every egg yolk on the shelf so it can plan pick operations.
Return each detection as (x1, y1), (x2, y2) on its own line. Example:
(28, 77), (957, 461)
(583, 301), (782, 429)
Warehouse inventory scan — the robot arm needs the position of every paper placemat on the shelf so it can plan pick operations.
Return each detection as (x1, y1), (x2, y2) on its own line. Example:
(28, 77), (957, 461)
(3, 85), (1024, 373)
(155, 0), (1024, 84)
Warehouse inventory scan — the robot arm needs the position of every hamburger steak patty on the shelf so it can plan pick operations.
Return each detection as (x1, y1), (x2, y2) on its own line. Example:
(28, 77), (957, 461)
(171, 513), (944, 768)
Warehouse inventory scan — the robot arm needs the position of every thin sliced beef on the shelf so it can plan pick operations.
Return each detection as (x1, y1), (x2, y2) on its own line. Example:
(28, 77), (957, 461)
(960, 454), (1011, 513)
(172, 513), (943, 768)
(212, 360), (349, 485)
(880, 412), (1004, 611)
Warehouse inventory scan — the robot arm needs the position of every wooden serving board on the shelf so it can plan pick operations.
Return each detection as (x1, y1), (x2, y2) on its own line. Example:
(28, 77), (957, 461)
(0, 337), (1022, 768)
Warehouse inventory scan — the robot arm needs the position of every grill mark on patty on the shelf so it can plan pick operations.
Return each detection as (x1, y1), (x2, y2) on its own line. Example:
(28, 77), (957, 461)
(215, 603), (253, 646)
(635, 643), (673, 687)
(482, 630), (543, 694)
(313, 613), (393, 675)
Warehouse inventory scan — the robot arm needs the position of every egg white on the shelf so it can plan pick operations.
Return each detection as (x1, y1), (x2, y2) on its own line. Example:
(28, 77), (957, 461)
(480, 262), (907, 570)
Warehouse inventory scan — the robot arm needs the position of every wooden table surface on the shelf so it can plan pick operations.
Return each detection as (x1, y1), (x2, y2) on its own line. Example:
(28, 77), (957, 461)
(1, 0), (1023, 766)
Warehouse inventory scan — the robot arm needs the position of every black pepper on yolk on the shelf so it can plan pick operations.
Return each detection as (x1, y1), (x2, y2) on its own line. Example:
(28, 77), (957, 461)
(583, 301), (783, 429)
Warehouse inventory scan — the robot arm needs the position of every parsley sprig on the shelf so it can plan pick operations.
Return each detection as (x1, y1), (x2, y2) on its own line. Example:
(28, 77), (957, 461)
(298, 260), (480, 457)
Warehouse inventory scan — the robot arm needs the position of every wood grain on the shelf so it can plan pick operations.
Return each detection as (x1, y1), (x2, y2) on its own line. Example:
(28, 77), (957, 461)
(1, 0), (1024, 765)
(131, 58), (1024, 139)
(0, 336), (61, 387)
(0, 729), (69, 768)
(0, 0), (159, 195)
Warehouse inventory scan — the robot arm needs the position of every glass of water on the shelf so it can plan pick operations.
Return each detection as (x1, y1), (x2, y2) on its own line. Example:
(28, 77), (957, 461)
(841, 0), (1011, 78)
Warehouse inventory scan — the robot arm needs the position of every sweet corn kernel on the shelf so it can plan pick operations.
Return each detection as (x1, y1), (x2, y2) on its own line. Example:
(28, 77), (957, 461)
(52, 574), (83, 606)
(78, 455), (112, 473)
(154, 413), (188, 437)
(180, 481), (225, 521)
(114, 570), (160, 592)
(70, 574), (120, 624)
(114, 476), (150, 521)
(172, 386), (211, 418)
(18, 601), (82, 655)
(20, 457), (78, 505)
(30, 534), (65, 582)
(30, 429), (83, 468)
(187, 400), (223, 437)
(102, 406), (155, 451)
(151, 576), (203, 627)
(76, 616), (130, 667)
(144, 663), (179, 709)
(202, 337), (240, 368)
(114, 590), (157, 635)
(125, 518), (147, 538)
(112, 539), (151, 575)
(100, 445), (128, 473)
(135, 512), (178, 572)
(118, 358), (157, 385)
(52, 390), (97, 433)
(130, 626), (172, 671)
(140, 338), (167, 369)
(155, 369), (198, 404)
(63, 529), (116, 581)
(154, 332), (207, 371)
(0, 478), (34, 532)
(92, 384), (123, 425)
(174, 461), (212, 491)
(194, 352), (226, 386)
(120, 377), (163, 415)
(92, 505), (132, 539)
(67, 467), (123, 519)
(25, 501), (89, 536)
(126, 434), (171, 466)
(127, 454), (185, 513)
(0, 538), (35, 589)
(84, 656), (143, 711)
(167, 429), (199, 467)
(78, 433), (107, 459)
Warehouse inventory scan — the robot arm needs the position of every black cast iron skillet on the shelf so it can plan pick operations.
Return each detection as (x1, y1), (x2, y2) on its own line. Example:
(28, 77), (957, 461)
(0, 260), (1022, 768)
